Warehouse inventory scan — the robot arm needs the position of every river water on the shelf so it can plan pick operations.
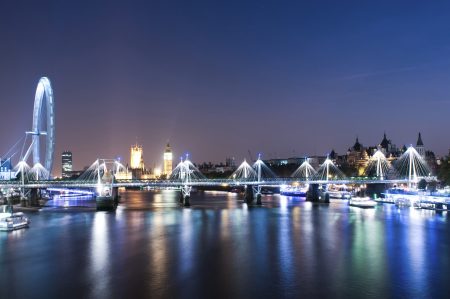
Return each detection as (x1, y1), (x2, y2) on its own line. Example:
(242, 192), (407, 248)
(1, 190), (449, 299)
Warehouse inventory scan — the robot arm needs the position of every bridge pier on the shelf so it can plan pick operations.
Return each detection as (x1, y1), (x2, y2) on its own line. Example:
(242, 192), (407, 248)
(179, 191), (184, 204)
(112, 187), (119, 206)
(306, 184), (329, 203)
(96, 187), (118, 211)
(30, 188), (39, 206)
(244, 185), (254, 204)
(365, 183), (386, 199)
(184, 195), (191, 207)
(306, 184), (319, 202)
(179, 185), (192, 207)
(256, 193), (262, 205)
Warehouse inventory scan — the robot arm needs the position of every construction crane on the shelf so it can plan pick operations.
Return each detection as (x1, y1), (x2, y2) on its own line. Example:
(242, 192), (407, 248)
(248, 150), (254, 163)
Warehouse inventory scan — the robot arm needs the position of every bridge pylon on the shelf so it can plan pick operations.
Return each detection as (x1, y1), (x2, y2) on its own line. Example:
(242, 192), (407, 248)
(253, 156), (263, 205)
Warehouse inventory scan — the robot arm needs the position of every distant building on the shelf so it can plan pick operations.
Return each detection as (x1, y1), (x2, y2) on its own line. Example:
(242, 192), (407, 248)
(163, 143), (173, 176)
(346, 137), (369, 175)
(416, 132), (425, 157)
(115, 166), (132, 180)
(226, 157), (236, 168)
(264, 158), (288, 167)
(130, 144), (144, 170)
(307, 156), (328, 170)
(415, 133), (438, 173)
(129, 144), (155, 179)
(62, 151), (73, 178)
(0, 158), (14, 180)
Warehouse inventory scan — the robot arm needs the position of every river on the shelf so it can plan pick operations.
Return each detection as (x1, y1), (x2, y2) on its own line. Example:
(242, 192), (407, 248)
(1, 190), (449, 299)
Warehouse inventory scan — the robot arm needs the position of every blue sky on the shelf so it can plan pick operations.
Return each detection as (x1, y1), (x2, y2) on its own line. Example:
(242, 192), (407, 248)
(1, 0), (450, 172)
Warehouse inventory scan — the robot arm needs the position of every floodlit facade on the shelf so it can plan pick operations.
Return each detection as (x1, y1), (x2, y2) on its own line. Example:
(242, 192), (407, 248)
(0, 158), (14, 180)
(163, 143), (173, 176)
(130, 144), (144, 170)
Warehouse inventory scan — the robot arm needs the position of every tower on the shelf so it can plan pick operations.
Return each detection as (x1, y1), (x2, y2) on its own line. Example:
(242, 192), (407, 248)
(163, 143), (173, 177)
(416, 132), (425, 157)
(380, 132), (390, 154)
(61, 151), (73, 178)
(130, 144), (144, 170)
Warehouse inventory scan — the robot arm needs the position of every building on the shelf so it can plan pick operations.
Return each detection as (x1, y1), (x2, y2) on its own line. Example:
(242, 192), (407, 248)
(225, 157), (236, 168)
(0, 158), (14, 180)
(346, 138), (369, 175)
(415, 132), (437, 173)
(115, 166), (132, 180)
(163, 143), (173, 176)
(129, 144), (155, 179)
(416, 132), (425, 157)
(61, 151), (73, 178)
(379, 132), (399, 157)
(130, 144), (144, 170)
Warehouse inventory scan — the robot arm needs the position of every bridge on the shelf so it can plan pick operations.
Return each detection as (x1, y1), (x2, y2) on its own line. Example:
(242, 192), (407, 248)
(0, 77), (436, 209)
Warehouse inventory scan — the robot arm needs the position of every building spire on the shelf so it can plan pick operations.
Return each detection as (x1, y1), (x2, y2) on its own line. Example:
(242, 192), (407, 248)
(416, 132), (424, 146)
(380, 131), (389, 149)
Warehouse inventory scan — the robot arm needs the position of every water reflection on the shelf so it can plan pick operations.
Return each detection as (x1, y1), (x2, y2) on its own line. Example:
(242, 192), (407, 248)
(89, 212), (111, 299)
(0, 191), (449, 299)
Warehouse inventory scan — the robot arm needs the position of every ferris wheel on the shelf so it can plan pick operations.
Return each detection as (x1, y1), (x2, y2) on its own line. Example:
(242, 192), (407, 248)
(20, 77), (55, 179)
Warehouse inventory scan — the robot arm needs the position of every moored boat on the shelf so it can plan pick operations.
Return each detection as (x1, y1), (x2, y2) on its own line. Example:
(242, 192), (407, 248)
(327, 189), (352, 199)
(0, 205), (30, 231)
(280, 185), (308, 197)
(349, 197), (377, 208)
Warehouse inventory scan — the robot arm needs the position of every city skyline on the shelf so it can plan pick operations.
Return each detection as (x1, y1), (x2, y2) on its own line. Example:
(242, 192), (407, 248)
(58, 130), (435, 176)
(1, 1), (450, 174)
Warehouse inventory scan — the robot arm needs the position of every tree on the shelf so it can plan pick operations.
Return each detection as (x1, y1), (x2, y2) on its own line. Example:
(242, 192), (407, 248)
(438, 157), (450, 186)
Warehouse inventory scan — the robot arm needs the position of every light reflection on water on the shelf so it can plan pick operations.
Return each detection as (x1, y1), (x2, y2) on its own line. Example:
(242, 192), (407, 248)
(0, 190), (449, 299)
(89, 212), (111, 299)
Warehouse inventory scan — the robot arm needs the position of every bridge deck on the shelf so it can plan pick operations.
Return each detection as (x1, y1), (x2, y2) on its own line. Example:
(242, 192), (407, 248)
(0, 178), (428, 189)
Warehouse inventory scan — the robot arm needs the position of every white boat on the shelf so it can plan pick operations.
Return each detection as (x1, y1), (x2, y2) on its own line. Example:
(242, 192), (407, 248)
(326, 185), (352, 199)
(0, 205), (30, 231)
(280, 185), (308, 197)
(382, 188), (450, 210)
(327, 190), (352, 199)
(349, 197), (377, 208)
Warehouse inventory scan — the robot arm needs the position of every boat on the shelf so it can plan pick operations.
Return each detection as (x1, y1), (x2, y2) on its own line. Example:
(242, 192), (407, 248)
(381, 188), (418, 204)
(349, 197), (377, 208)
(261, 188), (274, 195)
(327, 186), (352, 199)
(414, 188), (450, 211)
(0, 205), (30, 231)
(382, 187), (450, 210)
(280, 185), (308, 197)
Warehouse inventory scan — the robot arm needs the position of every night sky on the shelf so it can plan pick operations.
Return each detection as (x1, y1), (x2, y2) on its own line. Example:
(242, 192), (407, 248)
(1, 0), (450, 175)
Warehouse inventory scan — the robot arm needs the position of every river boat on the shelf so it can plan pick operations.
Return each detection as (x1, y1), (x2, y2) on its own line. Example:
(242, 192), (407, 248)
(0, 205), (30, 231)
(349, 197), (377, 208)
(382, 187), (450, 210)
(327, 185), (352, 199)
(280, 185), (308, 197)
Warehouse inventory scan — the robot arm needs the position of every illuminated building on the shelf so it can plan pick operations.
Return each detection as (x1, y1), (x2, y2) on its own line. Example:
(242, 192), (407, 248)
(62, 151), (73, 178)
(130, 144), (144, 170)
(163, 143), (173, 176)
(346, 138), (369, 175)
(115, 166), (132, 180)
(0, 158), (13, 180)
